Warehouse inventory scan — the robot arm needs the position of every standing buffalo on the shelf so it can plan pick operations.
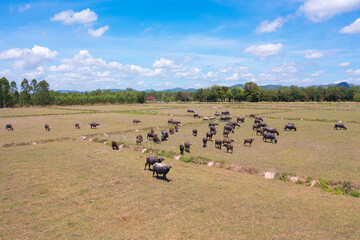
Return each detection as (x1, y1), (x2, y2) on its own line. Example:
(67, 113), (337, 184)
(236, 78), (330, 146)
(209, 126), (217, 135)
(144, 156), (164, 170)
(90, 122), (100, 129)
(161, 130), (169, 141)
(202, 137), (208, 148)
(133, 119), (141, 124)
(169, 127), (175, 135)
(45, 124), (51, 131)
(221, 111), (230, 115)
(237, 117), (245, 123)
(223, 130), (230, 138)
(259, 122), (267, 128)
(256, 129), (264, 136)
(209, 122), (218, 127)
(220, 116), (232, 121)
(175, 124), (179, 132)
(334, 123), (347, 130)
(153, 136), (161, 144)
(224, 125), (234, 133)
(179, 144), (185, 155)
(255, 117), (263, 122)
(75, 123), (80, 129)
(194, 114), (200, 118)
(112, 141), (119, 150)
(249, 114), (256, 118)
(222, 138), (234, 146)
(284, 123), (297, 131)
(226, 144), (233, 154)
(187, 110), (195, 113)
(5, 124), (13, 131)
(184, 142), (191, 152)
(263, 133), (277, 144)
(253, 124), (261, 130)
(244, 138), (254, 146)
(215, 139), (222, 149)
(153, 163), (172, 181)
(227, 121), (240, 128)
(215, 112), (221, 117)
(206, 132), (213, 141)
(263, 127), (279, 136)
(147, 132), (155, 140)
(193, 129), (198, 137)
(136, 135), (143, 144)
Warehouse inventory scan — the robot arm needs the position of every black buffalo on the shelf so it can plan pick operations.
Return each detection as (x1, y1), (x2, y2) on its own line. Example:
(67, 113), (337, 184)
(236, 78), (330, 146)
(153, 163), (172, 181)
(263, 133), (277, 144)
(334, 123), (347, 130)
(45, 124), (51, 131)
(263, 127), (279, 136)
(5, 124), (13, 131)
(284, 123), (297, 131)
(90, 122), (100, 129)
(202, 137), (208, 148)
(237, 117), (245, 123)
(145, 156), (164, 170)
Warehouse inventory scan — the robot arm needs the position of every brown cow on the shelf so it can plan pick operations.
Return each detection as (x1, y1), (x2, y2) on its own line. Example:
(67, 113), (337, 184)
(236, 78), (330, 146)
(153, 136), (161, 144)
(244, 138), (254, 146)
(169, 127), (175, 135)
(222, 138), (234, 146)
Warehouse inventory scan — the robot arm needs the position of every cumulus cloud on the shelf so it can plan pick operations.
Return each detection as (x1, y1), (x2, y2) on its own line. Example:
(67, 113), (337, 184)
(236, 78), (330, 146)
(271, 62), (297, 73)
(18, 4), (31, 12)
(0, 45), (58, 70)
(244, 43), (283, 60)
(305, 52), (323, 59)
(256, 17), (287, 34)
(51, 8), (97, 25)
(339, 62), (350, 68)
(339, 18), (360, 34)
(298, 0), (360, 22)
(345, 69), (360, 75)
(311, 70), (325, 76)
(152, 58), (182, 69)
(87, 25), (109, 37)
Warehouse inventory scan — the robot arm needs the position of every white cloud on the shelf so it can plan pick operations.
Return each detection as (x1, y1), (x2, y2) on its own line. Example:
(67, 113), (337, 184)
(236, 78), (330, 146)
(51, 8), (97, 25)
(0, 45), (58, 70)
(165, 81), (171, 86)
(345, 69), (360, 75)
(311, 70), (325, 76)
(271, 62), (297, 74)
(339, 62), (350, 68)
(152, 58), (182, 69)
(18, 4), (31, 12)
(305, 52), (323, 59)
(244, 43), (283, 60)
(256, 17), (287, 34)
(298, 0), (360, 22)
(144, 27), (152, 33)
(339, 18), (360, 34)
(87, 25), (109, 37)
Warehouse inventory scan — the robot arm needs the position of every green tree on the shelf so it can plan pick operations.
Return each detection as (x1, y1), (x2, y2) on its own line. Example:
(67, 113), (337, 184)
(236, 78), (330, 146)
(19, 79), (31, 106)
(243, 82), (260, 102)
(0, 77), (10, 108)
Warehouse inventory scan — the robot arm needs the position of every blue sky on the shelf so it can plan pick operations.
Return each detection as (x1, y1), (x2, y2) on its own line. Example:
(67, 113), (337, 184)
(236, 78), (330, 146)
(0, 0), (360, 91)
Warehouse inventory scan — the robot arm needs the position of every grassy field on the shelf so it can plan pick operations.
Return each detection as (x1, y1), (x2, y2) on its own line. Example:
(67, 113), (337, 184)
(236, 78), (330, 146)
(1, 102), (360, 239)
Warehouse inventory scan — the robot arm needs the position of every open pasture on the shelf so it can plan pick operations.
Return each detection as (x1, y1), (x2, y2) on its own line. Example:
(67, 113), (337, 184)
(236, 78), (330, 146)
(1, 141), (360, 239)
(0, 107), (87, 118)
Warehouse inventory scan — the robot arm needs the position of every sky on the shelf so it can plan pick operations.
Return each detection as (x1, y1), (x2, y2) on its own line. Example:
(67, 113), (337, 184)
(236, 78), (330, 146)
(0, 0), (360, 91)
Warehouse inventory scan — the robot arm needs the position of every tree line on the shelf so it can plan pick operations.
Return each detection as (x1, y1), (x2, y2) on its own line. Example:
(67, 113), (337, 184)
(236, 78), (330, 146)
(1, 77), (360, 107)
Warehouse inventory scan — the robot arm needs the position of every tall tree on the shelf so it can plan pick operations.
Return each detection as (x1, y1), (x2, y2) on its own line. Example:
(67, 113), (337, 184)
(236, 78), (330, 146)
(243, 82), (260, 102)
(0, 77), (10, 107)
(19, 79), (32, 106)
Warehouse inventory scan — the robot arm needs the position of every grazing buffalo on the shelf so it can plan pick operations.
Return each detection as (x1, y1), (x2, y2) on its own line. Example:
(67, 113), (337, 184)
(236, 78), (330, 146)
(215, 139), (222, 149)
(187, 110), (195, 113)
(194, 114), (200, 118)
(184, 142), (191, 152)
(244, 138), (254, 146)
(209, 126), (217, 135)
(224, 125), (234, 133)
(5, 124), (13, 131)
(75, 123), (80, 129)
(223, 130), (230, 138)
(206, 132), (213, 141)
(90, 122), (100, 129)
(334, 123), (347, 130)
(161, 130), (169, 141)
(202, 137), (208, 148)
(263, 127), (279, 136)
(254, 119), (261, 124)
(220, 116), (232, 121)
(237, 117), (245, 123)
(151, 128), (154, 133)
(168, 119), (174, 124)
(263, 133), (277, 144)
(179, 144), (185, 155)
(209, 122), (219, 127)
(133, 119), (141, 124)
(227, 121), (240, 128)
(250, 114), (256, 118)
(222, 111), (230, 115)
(147, 132), (155, 140)
(255, 117), (263, 122)
(256, 129), (264, 136)
(215, 112), (221, 117)
(169, 127), (175, 135)
(153, 163), (172, 181)
(284, 123), (297, 131)
(153, 136), (161, 144)
(222, 138), (234, 146)
(173, 120), (181, 125)
(253, 124), (261, 130)
(175, 124), (179, 132)
(209, 117), (215, 121)
(259, 122), (267, 128)
(136, 135), (143, 144)
(112, 141), (119, 150)
(226, 144), (233, 154)
(193, 129), (198, 137)
(203, 117), (209, 121)
(145, 156), (164, 170)
(45, 124), (51, 131)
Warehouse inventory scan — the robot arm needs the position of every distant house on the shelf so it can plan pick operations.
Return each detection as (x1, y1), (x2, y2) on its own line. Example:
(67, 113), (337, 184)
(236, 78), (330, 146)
(146, 96), (156, 101)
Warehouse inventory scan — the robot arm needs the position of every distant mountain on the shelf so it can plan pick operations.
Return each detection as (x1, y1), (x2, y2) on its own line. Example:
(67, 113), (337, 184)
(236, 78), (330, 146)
(145, 89), (156, 92)
(230, 84), (243, 88)
(57, 90), (80, 93)
(260, 85), (283, 90)
(160, 87), (197, 93)
(311, 82), (351, 89)
(334, 82), (350, 89)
